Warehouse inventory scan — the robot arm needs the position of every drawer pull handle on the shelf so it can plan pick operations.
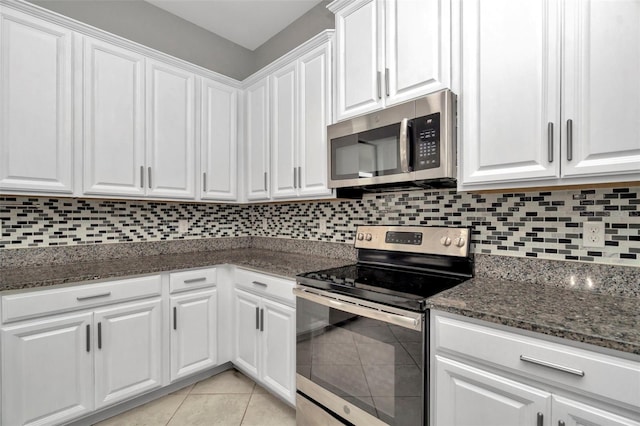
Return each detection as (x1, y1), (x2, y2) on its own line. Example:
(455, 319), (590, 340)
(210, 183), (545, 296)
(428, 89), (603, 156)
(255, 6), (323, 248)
(252, 281), (268, 287)
(520, 355), (585, 377)
(184, 277), (207, 284)
(77, 292), (112, 301)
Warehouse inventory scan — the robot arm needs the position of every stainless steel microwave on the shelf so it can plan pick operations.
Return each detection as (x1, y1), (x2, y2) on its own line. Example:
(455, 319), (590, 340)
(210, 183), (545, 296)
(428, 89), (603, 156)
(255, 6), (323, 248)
(327, 89), (456, 193)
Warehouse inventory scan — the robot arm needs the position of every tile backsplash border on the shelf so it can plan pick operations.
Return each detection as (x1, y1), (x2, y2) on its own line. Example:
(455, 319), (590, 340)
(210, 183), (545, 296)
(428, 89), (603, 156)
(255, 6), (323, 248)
(1, 184), (639, 267)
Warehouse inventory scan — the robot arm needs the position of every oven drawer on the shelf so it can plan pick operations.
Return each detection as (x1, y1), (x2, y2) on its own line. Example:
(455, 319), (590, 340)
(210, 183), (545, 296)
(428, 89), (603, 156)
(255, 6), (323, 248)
(433, 314), (640, 408)
(296, 393), (345, 426)
(235, 268), (294, 304)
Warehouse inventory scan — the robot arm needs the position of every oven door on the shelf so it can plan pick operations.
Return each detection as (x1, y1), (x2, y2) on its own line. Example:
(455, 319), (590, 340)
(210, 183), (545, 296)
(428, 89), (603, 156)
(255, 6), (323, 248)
(294, 286), (426, 426)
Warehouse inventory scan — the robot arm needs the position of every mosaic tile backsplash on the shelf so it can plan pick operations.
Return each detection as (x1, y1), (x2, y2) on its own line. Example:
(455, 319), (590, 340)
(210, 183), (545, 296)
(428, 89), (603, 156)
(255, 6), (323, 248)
(2, 185), (639, 266)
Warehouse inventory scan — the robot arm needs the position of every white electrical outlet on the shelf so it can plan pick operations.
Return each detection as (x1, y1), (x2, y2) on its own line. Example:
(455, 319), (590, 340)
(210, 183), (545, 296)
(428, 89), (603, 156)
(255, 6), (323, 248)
(262, 218), (268, 230)
(319, 219), (327, 233)
(178, 220), (189, 233)
(582, 221), (605, 248)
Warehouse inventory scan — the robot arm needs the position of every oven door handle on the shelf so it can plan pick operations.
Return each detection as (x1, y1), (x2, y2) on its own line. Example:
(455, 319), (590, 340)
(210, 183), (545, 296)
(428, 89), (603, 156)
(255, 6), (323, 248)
(293, 287), (422, 331)
(399, 118), (411, 173)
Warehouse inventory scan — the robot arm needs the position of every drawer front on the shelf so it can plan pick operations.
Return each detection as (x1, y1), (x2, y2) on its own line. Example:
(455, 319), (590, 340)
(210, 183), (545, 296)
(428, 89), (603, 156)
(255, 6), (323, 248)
(2, 275), (162, 323)
(433, 314), (640, 409)
(169, 267), (217, 293)
(234, 268), (295, 304)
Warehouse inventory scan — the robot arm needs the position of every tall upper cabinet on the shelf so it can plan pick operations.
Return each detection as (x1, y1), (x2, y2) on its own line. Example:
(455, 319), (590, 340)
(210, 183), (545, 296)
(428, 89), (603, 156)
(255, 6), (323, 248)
(328, 0), (451, 121)
(458, 0), (640, 191)
(0, 8), (74, 194)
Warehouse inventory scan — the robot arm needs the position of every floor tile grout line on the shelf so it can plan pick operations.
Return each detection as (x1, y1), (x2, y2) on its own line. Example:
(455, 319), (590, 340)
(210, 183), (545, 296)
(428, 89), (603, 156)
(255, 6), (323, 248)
(164, 391), (190, 426)
(238, 382), (257, 425)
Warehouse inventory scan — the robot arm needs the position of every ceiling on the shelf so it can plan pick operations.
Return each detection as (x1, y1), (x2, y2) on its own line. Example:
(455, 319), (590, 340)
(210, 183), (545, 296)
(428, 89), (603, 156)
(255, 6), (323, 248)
(144, 0), (323, 50)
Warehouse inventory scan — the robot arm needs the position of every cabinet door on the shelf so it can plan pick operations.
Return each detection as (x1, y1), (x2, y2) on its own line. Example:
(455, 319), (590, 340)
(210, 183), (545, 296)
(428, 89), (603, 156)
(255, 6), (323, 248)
(384, 0), (450, 106)
(0, 9), (73, 194)
(94, 299), (162, 409)
(434, 355), (551, 426)
(552, 395), (640, 426)
(562, 0), (640, 179)
(334, 0), (383, 120)
(271, 62), (298, 199)
(459, 0), (561, 188)
(1, 312), (93, 426)
(260, 298), (296, 405)
(201, 78), (237, 201)
(83, 37), (145, 197)
(245, 78), (270, 201)
(170, 289), (218, 381)
(298, 43), (333, 198)
(233, 289), (261, 379)
(146, 59), (196, 199)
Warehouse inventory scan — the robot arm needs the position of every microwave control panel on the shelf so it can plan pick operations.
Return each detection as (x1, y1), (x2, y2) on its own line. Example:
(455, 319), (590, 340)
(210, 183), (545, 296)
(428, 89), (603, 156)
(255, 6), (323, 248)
(413, 113), (440, 170)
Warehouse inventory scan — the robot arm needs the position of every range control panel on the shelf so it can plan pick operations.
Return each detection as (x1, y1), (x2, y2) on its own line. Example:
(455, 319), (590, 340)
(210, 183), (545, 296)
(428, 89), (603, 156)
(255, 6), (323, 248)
(413, 113), (440, 170)
(355, 225), (470, 257)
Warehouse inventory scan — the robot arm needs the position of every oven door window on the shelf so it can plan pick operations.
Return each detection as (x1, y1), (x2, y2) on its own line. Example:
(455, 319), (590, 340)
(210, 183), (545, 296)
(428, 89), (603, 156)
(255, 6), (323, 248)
(330, 123), (403, 181)
(296, 297), (424, 426)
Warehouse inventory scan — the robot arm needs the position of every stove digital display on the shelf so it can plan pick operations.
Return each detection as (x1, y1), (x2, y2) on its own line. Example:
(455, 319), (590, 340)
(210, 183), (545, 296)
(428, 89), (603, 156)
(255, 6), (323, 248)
(385, 231), (423, 245)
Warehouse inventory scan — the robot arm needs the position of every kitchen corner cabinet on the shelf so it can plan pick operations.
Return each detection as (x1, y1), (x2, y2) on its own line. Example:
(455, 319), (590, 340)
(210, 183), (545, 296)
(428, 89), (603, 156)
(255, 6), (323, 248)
(458, 0), (640, 191)
(0, 8), (74, 194)
(431, 312), (640, 426)
(329, 0), (451, 121)
(200, 78), (238, 201)
(245, 77), (271, 201)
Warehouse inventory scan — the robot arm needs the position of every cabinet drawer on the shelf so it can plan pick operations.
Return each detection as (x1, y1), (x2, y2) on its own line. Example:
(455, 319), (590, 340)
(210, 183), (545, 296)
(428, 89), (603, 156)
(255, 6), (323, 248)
(2, 275), (162, 323)
(433, 314), (640, 409)
(234, 268), (295, 304)
(169, 268), (217, 293)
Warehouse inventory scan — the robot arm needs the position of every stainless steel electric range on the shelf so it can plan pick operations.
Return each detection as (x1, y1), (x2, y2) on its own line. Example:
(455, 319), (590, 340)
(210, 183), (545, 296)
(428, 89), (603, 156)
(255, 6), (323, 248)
(294, 225), (473, 426)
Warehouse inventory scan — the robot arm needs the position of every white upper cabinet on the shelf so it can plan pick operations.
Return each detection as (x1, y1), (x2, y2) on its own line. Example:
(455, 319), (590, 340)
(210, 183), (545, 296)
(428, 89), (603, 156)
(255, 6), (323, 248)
(0, 9), (74, 194)
(459, 0), (640, 190)
(200, 78), (238, 201)
(562, 0), (640, 179)
(245, 77), (271, 201)
(271, 62), (298, 199)
(330, 0), (451, 121)
(82, 37), (146, 197)
(146, 59), (196, 199)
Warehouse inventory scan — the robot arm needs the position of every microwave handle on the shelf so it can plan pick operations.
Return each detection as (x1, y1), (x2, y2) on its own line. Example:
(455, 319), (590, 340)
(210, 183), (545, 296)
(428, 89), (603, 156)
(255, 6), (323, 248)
(399, 118), (411, 173)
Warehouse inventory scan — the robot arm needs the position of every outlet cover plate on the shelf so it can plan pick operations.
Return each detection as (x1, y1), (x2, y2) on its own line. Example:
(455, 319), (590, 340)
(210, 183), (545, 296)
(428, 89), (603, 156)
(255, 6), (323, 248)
(178, 220), (189, 233)
(582, 222), (605, 248)
(319, 219), (327, 233)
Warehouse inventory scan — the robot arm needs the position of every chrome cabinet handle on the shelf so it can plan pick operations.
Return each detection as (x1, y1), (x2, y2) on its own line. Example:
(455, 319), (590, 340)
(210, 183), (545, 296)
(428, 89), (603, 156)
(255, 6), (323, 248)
(77, 292), (111, 301)
(203, 172), (207, 193)
(377, 71), (382, 99)
(298, 167), (301, 188)
(148, 167), (152, 189)
(264, 172), (267, 191)
(97, 322), (102, 350)
(567, 119), (573, 161)
(255, 307), (260, 330)
(559, 421), (566, 426)
(86, 324), (91, 352)
(520, 355), (585, 377)
(293, 167), (297, 189)
(537, 412), (543, 426)
(399, 118), (411, 173)
(140, 166), (144, 188)
(173, 307), (177, 330)
(184, 277), (207, 284)
(260, 308), (264, 332)
(548, 122), (554, 163)
(252, 281), (268, 287)
(385, 68), (390, 96)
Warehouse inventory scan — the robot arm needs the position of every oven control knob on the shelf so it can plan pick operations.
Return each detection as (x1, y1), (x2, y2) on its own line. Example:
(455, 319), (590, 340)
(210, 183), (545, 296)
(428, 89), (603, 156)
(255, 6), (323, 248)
(455, 237), (466, 248)
(357, 233), (364, 241)
(365, 233), (373, 241)
(440, 236), (452, 246)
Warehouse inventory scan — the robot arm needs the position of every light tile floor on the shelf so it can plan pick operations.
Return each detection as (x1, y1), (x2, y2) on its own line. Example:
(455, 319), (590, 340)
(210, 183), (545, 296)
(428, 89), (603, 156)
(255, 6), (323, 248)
(94, 369), (296, 426)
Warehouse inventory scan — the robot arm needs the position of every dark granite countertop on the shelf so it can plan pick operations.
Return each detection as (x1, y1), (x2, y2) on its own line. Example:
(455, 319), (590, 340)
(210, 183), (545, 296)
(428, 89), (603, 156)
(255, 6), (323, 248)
(0, 248), (352, 292)
(427, 277), (640, 356)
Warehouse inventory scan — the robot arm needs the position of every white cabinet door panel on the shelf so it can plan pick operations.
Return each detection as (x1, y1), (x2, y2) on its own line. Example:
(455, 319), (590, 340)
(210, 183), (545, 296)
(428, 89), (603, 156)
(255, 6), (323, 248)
(233, 289), (261, 378)
(298, 44), (332, 198)
(1, 312), (93, 426)
(201, 78), (237, 201)
(552, 395), (640, 426)
(261, 298), (295, 405)
(83, 37), (145, 196)
(171, 289), (218, 381)
(335, 0), (382, 120)
(434, 355), (551, 426)
(94, 299), (162, 409)
(0, 9), (73, 193)
(460, 0), (561, 186)
(245, 78), (270, 201)
(562, 0), (640, 178)
(146, 59), (195, 199)
(271, 63), (298, 199)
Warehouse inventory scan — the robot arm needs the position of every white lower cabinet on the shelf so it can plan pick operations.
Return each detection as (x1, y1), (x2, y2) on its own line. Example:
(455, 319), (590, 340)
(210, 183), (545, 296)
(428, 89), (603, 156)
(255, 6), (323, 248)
(232, 272), (296, 405)
(432, 312), (640, 426)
